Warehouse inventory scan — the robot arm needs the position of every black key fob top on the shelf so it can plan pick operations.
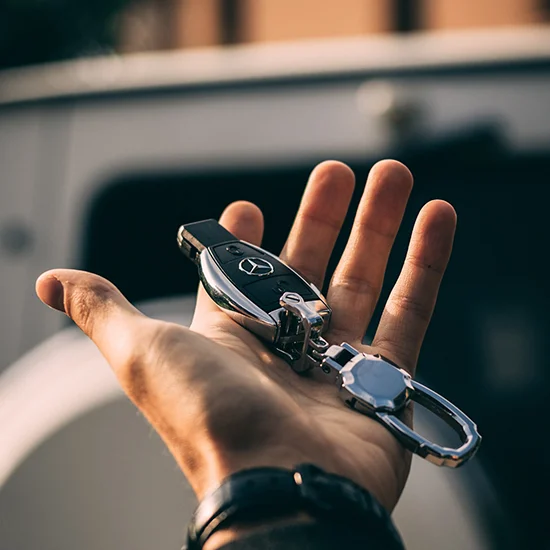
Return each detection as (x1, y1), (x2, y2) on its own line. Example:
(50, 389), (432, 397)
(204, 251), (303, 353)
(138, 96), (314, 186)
(177, 219), (331, 372)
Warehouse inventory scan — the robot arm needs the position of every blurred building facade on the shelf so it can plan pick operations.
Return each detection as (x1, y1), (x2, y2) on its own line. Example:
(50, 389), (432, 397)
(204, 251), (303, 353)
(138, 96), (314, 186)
(119, 0), (549, 52)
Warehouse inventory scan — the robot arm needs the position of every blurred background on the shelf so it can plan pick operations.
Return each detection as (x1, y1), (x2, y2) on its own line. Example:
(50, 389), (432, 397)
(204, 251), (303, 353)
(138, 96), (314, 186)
(0, 1), (549, 549)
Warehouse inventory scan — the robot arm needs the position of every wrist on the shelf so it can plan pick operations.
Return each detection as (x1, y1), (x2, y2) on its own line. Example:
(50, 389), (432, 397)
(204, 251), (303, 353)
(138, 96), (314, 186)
(187, 463), (404, 550)
(196, 444), (322, 499)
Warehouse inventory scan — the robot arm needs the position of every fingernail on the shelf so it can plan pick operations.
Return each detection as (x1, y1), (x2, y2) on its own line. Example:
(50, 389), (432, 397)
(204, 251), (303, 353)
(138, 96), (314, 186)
(47, 277), (66, 314)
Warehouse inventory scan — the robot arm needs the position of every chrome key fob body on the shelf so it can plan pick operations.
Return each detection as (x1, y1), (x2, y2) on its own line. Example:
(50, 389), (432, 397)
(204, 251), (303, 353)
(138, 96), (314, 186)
(177, 219), (331, 372)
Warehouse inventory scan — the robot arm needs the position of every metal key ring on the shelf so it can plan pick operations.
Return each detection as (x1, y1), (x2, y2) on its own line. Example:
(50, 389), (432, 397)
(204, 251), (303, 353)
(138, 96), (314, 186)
(377, 379), (481, 468)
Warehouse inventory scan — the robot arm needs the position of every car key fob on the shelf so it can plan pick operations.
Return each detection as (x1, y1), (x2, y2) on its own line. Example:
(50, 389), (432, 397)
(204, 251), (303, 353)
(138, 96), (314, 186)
(177, 219), (331, 372)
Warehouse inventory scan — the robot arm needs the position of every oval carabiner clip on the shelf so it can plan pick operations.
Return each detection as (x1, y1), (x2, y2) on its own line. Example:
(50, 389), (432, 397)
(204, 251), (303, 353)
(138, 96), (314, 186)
(377, 380), (482, 468)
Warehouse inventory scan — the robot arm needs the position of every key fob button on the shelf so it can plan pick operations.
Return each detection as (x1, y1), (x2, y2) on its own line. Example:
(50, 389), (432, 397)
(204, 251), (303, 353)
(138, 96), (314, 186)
(211, 243), (266, 264)
(226, 245), (244, 256)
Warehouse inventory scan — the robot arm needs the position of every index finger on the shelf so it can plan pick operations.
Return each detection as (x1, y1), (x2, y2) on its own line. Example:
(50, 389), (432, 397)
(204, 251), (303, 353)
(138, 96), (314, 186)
(279, 161), (355, 288)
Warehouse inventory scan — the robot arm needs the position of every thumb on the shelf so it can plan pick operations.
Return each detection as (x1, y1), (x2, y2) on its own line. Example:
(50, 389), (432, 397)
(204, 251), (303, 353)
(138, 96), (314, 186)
(35, 269), (153, 371)
(35, 269), (221, 490)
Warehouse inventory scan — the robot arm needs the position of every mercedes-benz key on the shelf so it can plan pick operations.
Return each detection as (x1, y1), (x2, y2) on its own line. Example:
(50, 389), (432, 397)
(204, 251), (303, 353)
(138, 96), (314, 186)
(177, 219), (331, 373)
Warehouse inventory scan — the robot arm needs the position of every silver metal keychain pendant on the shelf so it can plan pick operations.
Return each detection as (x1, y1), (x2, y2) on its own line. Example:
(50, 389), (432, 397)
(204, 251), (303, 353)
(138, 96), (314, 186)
(317, 335), (481, 467)
(178, 220), (482, 467)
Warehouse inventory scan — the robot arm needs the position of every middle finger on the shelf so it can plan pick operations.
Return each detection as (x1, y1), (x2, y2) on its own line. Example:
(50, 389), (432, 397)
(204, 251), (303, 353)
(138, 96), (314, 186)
(327, 160), (413, 342)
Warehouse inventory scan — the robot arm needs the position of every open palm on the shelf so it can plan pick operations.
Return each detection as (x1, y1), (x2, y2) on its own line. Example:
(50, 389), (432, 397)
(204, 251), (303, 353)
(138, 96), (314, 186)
(36, 160), (456, 512)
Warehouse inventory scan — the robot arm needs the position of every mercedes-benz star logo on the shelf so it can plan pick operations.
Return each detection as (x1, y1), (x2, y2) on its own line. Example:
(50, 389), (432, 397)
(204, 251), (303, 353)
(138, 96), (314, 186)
(238, 257), (274, 277)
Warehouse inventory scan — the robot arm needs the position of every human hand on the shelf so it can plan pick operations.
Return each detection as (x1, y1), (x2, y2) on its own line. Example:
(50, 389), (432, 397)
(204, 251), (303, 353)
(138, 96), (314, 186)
(36, 160), (456, 515)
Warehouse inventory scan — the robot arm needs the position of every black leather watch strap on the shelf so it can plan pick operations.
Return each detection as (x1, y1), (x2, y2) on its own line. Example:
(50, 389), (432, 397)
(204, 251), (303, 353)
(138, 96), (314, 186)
(186, 464), (404, 550)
